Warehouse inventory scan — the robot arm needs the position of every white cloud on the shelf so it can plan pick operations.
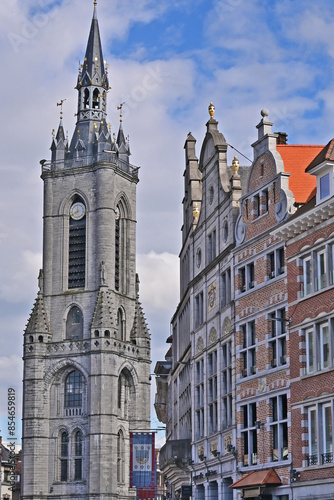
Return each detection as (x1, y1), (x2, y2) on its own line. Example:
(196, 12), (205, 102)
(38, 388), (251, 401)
(137, 252), (179, 311)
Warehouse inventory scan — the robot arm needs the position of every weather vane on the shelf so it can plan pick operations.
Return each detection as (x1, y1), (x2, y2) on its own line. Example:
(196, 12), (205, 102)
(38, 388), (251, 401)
(57, 99), (66, 120)
(117, 102), (125, 122)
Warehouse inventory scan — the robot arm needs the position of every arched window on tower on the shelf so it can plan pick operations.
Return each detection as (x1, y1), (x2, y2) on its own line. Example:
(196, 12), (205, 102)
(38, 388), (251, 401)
(115, 200), (129, 293)
(65, 370), (83, 416)
(68, 198), (86, 289)
(66, 306), (83, 340)
(117, 369), (135, 419)
(74, 430), (83, 481)
(92, 88), (99, 109)
(115, 206), (120, 291)
(117, 308), (125, 341)
(60, 431), (69, 482)
(83, 89), (89, 109)
(117, 430), (125, 483)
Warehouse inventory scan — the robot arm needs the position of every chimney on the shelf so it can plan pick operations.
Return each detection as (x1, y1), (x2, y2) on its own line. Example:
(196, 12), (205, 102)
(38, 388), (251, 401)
(275, 132), (288, 145)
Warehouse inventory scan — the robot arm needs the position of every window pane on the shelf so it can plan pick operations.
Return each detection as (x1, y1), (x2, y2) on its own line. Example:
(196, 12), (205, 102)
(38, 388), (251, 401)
(61, 460), (68, 482)
(321, 325), (329, 369)
(65, 370), (83, 407)
(320, 173), (330, 199)
(307, 329), (314, 373)
(309, 408), (317, 455)
(324, 405), (332, 454)
(74, 459), (82, 481)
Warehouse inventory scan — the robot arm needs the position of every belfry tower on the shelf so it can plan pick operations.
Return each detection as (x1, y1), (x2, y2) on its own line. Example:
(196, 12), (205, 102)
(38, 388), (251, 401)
(22, 3), (151, 499)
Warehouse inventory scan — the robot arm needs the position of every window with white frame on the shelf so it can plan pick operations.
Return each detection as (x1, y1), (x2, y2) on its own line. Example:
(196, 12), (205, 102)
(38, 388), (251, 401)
(316, 250), (327, 291)
(270, 394), (288, 462)
(268, 247), (285, 279)
(301, 245), (334, 296)
(240, 321), (256, 377)
(305, 320), (332, 374)
(241, 403), (257, 466)
(320, 172), (330, 200)
(195, 359), (204, 439)
(222, 342), (232, 429)
(307, 401), (334, 466)
(268, 309), (287, 368)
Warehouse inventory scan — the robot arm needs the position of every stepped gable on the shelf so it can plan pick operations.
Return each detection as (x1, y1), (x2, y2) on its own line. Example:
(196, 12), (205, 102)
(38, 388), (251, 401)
(25, 292), (50, 335)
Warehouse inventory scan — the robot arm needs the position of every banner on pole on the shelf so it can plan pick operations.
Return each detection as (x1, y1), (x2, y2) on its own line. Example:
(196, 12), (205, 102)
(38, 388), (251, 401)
(130, 432), (156, 500)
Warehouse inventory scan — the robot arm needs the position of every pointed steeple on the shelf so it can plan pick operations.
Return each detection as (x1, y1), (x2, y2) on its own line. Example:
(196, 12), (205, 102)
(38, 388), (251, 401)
(69, 1), (110, 158)
(79, 1), (109, 91)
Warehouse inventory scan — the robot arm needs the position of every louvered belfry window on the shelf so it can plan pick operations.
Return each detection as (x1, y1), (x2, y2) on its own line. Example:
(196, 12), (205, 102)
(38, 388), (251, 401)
(68, 204), (86, 289)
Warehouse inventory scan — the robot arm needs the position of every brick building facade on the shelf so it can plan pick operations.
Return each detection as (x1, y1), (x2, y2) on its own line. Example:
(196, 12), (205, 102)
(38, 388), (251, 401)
(155, 107), (334, 500)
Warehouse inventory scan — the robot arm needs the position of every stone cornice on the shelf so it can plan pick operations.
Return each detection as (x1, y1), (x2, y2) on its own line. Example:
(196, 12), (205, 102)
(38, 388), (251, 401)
(273, 198), (334, 241)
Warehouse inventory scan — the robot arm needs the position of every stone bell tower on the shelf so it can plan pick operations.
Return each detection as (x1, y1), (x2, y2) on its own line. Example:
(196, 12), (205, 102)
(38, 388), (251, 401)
(21, 3), (151, 499)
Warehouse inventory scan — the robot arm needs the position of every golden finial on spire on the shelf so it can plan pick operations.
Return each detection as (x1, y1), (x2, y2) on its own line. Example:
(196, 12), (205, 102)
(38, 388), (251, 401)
(232, 155), (240, 174)
(208, 102), (215, 118)
(94, 0), (97, 7)
(57, 99), (66, 120)
(117, 102), (125, 122)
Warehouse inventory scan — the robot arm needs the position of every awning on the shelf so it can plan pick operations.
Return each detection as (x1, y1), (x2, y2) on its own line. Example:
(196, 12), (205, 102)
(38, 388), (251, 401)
(229, 468), (281, 489)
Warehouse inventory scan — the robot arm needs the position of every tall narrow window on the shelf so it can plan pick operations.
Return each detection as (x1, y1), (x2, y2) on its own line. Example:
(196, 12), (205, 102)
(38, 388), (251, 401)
(270, 394), (288, 462)
(302, 256), (312, 296)
(115, 207), (120, 290)
(65, 371), (83, 412)
(308, 407), (318, 465)
(83, 89), (89, 109)
(92, 88), (100, 109)
(60, 432), (69, 482)
(117, 308), (125, 341)
(306, 328), (315, 373)
(317, 250), (327, 290)
(66, 306), (83, 340)
(74, 431), (83, 481)
(69, 200), (86, 289)
(241, 403), (257, 466)
(117, 430), (125, 483)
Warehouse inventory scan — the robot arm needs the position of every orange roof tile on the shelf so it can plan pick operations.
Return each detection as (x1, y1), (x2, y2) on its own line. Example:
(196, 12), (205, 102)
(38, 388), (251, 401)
(277, 145), (324, 204)
(230, 468), (282, 489)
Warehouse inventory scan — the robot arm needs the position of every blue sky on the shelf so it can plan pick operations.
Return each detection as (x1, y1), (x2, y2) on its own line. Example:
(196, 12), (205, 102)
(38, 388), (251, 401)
(1, 0), (334, 445)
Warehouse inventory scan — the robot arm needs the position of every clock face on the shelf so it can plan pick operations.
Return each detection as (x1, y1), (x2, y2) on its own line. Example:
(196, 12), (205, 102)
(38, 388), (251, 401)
(70, 202), (86, 220)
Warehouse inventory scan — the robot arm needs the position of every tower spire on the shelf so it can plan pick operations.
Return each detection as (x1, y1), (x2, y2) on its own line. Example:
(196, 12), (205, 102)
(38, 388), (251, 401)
(69, 2), (110, 158)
